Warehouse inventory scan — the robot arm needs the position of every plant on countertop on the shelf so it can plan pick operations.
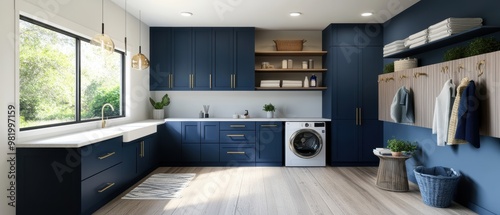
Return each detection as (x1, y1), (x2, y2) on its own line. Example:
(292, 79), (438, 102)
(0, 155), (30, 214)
(387, 137), (417, 156)
(383, 62), (394, 74)
(149, 93), (170, 109)
(262, 103), (275, 112)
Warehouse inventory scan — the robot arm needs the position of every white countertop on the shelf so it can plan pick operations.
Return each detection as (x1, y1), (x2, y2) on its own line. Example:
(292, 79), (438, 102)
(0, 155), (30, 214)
(163, 117), (331, 122)
(18, 120), (164, 148)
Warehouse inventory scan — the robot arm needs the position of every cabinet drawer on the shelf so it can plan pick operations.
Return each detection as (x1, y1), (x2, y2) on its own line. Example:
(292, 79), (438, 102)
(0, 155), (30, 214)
(81, 163), (123, 215)
(81, 137), (122, 180)
(220, 131), (255, 144)
(220, 122), (255, 130)
(220, 144), (255, 162)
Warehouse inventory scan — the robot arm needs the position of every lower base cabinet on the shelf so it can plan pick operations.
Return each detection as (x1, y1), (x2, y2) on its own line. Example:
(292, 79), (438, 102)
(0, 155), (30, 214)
(220, 144), (256, 163)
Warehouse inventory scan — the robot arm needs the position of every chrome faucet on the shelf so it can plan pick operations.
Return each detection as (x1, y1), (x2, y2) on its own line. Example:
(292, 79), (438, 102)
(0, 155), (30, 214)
(101, 103), (115, 128)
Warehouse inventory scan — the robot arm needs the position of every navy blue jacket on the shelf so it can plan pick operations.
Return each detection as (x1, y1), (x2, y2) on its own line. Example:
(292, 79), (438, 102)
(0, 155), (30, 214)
(455, 81), (480, 148)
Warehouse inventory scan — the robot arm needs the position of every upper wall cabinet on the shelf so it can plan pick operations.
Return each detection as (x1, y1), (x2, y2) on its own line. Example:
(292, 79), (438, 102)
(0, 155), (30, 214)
(149, 27), (255, 91)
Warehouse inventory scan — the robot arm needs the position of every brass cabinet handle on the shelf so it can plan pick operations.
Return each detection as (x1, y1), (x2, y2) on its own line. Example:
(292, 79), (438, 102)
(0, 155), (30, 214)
(261, 124), (278, 127)
(359, 108), (362, 126)
(98, 152), (116, 160)
(230, 74), (234, 88)
(233, 74), (236, 88)
(171, 74), (174, 89)
(227, 134), (245, 137)
(227, 151), (245, 154)
(168, 74), (172, 89)
(141, 141), (145, 158)
(98, 183), (115, 193)
(230, 125), (245, 128)
(355, 108), (359, 126)
(209, 74), (212, 89)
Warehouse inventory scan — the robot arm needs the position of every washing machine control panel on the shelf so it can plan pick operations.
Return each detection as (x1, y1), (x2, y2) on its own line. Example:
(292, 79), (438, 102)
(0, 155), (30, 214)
(300, 122), (325, 128)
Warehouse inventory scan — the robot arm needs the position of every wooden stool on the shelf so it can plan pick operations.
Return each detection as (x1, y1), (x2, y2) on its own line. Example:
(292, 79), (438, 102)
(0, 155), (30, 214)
(373, 151), (411, 192)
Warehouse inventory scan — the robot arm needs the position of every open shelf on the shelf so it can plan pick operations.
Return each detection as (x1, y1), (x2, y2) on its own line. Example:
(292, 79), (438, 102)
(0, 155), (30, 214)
(255, 69), (327, 72)
(384, 26), (500, 58)
(255, 51), (327, 56)
(255, 87), (327, 91)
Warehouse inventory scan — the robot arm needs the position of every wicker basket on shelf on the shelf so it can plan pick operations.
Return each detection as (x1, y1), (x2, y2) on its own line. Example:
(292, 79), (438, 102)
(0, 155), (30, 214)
(394, 58), (418, 71)
(273, 39), (307, 51)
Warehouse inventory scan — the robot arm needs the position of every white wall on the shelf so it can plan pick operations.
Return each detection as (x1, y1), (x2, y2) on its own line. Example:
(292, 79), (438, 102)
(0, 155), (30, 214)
(152, 91), (322, 118)
(0, 1), (150, 214)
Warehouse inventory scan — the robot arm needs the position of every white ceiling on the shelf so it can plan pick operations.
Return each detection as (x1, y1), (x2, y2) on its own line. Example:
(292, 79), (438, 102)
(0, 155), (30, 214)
(112, 0), (420, 30)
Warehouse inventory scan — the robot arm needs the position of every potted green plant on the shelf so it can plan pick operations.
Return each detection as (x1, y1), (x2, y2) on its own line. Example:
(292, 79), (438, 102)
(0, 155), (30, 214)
(262, 103), (276, 118)
(387, 137), (417, 156)
(149, 93), (170, 119)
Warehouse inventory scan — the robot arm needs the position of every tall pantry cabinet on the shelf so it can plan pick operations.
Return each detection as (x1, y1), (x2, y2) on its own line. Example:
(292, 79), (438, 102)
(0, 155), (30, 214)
(322, 24), (383, 166)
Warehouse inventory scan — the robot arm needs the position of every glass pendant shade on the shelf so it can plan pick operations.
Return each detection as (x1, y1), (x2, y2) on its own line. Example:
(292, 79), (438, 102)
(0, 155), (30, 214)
(91, 0), (115, 54)
(132, 10), (150, 70)
(132, 46), (150, 69)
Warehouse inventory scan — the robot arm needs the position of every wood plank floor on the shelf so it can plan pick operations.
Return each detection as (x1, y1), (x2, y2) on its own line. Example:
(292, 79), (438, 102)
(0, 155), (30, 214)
(94, 167), (476, 215)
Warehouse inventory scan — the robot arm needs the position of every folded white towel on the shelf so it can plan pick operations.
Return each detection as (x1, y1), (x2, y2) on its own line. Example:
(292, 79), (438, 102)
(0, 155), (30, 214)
(428, 18), (483, 30)
(405, 35), (427, 47)
(408, 29), (428, 40)
(409, 40), (428, 49)
(383, 46), (407, 54)
(385, 39), (407, 47)
(260, 80), (280, 84)
(429, 32), (452, 42)
(383, 49), (404, 57)
(282, 80), (302, 84)
(429, 24), (482, 35)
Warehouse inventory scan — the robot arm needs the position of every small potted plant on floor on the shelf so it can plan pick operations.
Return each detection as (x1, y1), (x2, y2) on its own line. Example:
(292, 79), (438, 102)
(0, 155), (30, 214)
(263, 103), (276, 118)
(149, 93), (170, 119)
(387, 137), (417, 156)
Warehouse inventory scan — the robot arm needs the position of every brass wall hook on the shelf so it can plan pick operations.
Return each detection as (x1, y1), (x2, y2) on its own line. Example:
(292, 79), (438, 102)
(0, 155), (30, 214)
(413, 72), (428, 78)
(477, 60), (485, 77)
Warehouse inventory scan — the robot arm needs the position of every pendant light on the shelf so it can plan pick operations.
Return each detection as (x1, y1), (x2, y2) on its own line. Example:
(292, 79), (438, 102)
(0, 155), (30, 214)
(131, 10), (150, 70)
(91, 0), (115, 54)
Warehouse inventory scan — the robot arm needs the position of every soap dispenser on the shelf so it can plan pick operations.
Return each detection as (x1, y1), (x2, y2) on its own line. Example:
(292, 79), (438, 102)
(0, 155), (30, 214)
(304, 76), (309, 88)
(310, 74), (317, 87)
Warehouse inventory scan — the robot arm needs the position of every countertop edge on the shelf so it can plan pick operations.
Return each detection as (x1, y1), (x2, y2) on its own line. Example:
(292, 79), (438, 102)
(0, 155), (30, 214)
(162, 118), (331, 122)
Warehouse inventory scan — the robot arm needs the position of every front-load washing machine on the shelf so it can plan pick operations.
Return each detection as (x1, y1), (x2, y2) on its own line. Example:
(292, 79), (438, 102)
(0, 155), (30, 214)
(285, 122), (326, 166)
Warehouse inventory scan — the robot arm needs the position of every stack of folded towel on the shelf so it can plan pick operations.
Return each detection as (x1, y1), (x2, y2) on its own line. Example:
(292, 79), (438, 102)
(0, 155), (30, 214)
(405, 29), (428, 49)
(260, 80), (280, 88)
(428, 18), (483, 42)
(383, 39), (407, 57)
(282, 80), (303, 88)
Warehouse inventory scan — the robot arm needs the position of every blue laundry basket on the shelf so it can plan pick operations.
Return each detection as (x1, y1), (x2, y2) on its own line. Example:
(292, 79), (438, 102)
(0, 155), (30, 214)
(413, 166), (461, 208)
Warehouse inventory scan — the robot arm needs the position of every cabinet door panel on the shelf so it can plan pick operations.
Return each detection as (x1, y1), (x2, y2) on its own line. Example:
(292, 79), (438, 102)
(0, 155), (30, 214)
(332, 120), (359, 162)
(182, 144), (201, 162)
(360, 119), (383, 163)
(182, 122), (200, 144)
(193, 28), (212, 90)
(234, 27), (255, 90)
(361, 47), (382, 120)
(213, 28), (234, 90)
(172, 28), (192, 90)
(160, 122), (182, 164)
(201, 144), (219, 162)
(333, 47), (359, 120)
(201, 122), (219, 143)
(256, 122), (283, 163)
(150, 27), (172, 90)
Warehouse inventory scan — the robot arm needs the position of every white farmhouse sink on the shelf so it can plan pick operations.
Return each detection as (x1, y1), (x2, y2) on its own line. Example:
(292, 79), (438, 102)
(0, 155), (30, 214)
(104, 123), (157, 142)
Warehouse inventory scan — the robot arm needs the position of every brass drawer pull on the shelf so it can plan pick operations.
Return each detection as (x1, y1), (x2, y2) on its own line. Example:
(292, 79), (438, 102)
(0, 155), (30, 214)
(227, 134), (245, 137)
(230, 125), (246, 128)
(98, 152), (116, 160)
(97, 182), (115, 193)
(227, 151), (245, 154)
(261, 124), (278, 127)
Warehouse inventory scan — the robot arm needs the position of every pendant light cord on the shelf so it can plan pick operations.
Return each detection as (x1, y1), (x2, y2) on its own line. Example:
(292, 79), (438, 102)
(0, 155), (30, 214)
(139, 10), (142, 54)
(101, 0), (104, 34)
(124, 0), (127, 54)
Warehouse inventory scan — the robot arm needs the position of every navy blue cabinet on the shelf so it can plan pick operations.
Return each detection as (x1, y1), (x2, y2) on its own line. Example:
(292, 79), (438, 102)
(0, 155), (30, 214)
(136, 135), (157, 177)
(256, 122), (283, 166)
(159, 122), (182, 165)
(181, 122), (220, 163)
(322, 24), (383, 166)
(150, 27), (255, 91)
(150, 27), (171, 91)
(201, 122), (220, 162)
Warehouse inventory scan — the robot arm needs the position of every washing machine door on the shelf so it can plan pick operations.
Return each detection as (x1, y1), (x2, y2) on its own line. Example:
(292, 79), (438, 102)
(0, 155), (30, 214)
(289, 129), (323, 159)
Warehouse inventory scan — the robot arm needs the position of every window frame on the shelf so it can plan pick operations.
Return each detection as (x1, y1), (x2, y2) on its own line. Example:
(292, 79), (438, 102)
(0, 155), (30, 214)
(19, 15), (126, 131)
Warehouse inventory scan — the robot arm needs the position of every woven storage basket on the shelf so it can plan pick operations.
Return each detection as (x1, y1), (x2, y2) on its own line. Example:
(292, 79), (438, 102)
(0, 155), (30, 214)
(273, 40), (307, 51)
(394, 58), (417, 71)
(414, 166), (461, 208)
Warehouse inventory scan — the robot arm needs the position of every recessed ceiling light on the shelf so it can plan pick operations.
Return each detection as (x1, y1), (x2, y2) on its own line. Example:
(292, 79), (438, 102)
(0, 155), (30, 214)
(289, 12), (302, 17)
(181, 12), (193, 17)
(361, 12), (373, 17)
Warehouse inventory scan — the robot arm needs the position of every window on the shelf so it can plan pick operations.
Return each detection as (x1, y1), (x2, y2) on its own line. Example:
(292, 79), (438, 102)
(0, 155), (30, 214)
(19, 16), (125, 130)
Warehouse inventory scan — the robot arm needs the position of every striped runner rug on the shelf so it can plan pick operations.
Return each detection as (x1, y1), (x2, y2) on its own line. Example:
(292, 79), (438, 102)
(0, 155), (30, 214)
(122, 173), (196, 199)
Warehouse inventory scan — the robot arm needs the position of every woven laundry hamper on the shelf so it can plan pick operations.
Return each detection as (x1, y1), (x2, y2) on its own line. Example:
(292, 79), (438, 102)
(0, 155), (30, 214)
(414, 166), (461, 208)
(394, 58), (418, 71)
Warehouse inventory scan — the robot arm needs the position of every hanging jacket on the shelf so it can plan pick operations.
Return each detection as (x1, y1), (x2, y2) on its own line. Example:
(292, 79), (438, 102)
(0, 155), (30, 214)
(447, 77), (469, 145)
(390, 86), (414, 123)
(455, 81), (480, 148)
(432, 79), (456, 146)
